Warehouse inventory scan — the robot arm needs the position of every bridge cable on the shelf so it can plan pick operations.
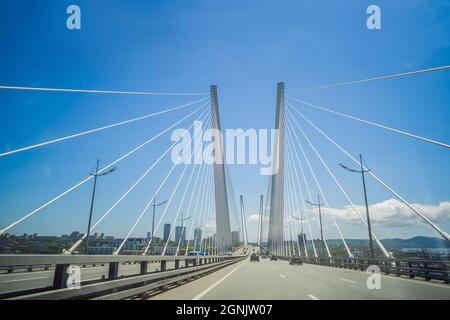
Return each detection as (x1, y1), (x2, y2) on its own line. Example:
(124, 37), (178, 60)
(0, 85), (208, 96)
(204, 168), (216, 255)
(287, 96), (450, 149)
(287, 115), (353, 257)
(285, 132), (319, 258)
(193, 165), (213, 254)
(287, 65), (450, 92)
(0, 104), (208, 236)
(176, 158), (206, 256)
(184, 161), (209, 255)
(174, 120), (213, 256)
(116, 111), (211, 255)
(286, 121), (333, 257)
(68, 106), (210, 253)
(291, 107), (450, 242)
(286, 103), (390, 257)
(285, 128), (319, 257)
(284, 160), (301, 256)
(185, 156), (211, 255)
(286, 139), (315, 258)
(199, 167), (214, 253)
(285, 155), (306, 257)
(0, 97), (209, 158)
(161, 114), (212, 256)
(142, 113), (211, 255)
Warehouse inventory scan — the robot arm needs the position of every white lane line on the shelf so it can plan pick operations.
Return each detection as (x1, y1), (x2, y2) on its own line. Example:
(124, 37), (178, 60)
(192, 261), (247, 300)
(340, 278), (355, 284)
(4, 276), (48, 283)
(280, 274), (286, 279)
(308, 294), (319, 300)
(308, 264), (450, 290)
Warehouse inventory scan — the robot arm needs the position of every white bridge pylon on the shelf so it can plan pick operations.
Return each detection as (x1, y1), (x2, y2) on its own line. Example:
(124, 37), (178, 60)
(210, 85), (233, 253)
(268, 82), (285, 256)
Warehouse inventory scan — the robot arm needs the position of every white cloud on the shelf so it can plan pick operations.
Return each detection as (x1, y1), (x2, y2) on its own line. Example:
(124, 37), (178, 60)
(247, 214), (269, 223)
(326, 199), (450, 227)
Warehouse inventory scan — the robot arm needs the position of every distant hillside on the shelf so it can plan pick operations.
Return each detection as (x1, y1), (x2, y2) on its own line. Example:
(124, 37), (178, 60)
(325, 236), (450, 249)
(381, 236), (450, 249)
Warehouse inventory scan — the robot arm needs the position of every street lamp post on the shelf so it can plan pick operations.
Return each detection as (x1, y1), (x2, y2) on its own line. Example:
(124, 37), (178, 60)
(340, 154), (375, 258)
(293, 211), (307, 256)
(176, 212), (191, 255)
(85, 159), (116, 255)
(150, 196), (167, 250)
(306, 194), (326, 257)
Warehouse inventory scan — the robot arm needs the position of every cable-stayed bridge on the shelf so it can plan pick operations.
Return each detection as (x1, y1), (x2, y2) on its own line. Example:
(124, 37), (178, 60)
(0, 66), (449, 300)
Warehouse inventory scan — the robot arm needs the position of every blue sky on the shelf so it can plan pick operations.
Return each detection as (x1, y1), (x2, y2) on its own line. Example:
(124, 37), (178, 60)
(0, 1), (449, 242)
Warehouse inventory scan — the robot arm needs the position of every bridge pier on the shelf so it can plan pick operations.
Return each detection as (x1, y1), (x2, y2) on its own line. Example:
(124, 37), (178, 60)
(160, 260), (166, 272)
(108, 262), (119, 280)
(140, 261), (148, 275)
(53, 264), (69, 289)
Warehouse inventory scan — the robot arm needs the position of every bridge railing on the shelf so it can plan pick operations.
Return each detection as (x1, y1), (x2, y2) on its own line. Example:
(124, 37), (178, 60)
(278, 256), (449, 284)
(0, 253), (246, 300)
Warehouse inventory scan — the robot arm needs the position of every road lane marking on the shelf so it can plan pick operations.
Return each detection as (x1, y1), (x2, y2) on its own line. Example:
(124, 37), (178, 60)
(305, 264), (450, 290)
(192, 261), (247, 300)
(340, 278), (355, 284)
(308, 294), (319, 300)
(280, 274), (286, 279)
(4, 276), (48, 283)
(270, 267), (274, 271)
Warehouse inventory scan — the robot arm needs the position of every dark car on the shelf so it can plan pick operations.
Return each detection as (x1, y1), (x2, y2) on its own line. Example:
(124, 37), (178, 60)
(270, 255), (278, 261)
(250, 253), (260, 262)
(289, 255), (303, 265)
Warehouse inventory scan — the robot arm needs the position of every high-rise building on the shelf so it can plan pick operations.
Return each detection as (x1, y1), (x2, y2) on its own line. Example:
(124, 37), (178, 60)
(231, 230), (240, 247)
(194, 228), (202, 251)
(163, 223), (171, 242)
(175, 226), (186, 244)
(146, 232), (151, 242)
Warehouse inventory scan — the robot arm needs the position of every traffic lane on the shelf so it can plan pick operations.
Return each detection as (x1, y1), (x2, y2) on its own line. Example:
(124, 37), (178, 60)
(202, 259), (450, 300)
(152, 259), (249, 300)
(191, 258), (315, 300)
(153, 257), (450, 300)
(0, 261), (175, 295)
(293, 262), (450, 300)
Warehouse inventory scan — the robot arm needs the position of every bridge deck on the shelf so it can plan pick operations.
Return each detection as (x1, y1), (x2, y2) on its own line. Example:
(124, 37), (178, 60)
(152, 258), (450, 300)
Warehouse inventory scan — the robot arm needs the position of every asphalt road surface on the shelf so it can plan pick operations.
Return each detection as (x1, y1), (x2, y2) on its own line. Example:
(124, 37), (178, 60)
(152, 257), (450, 300)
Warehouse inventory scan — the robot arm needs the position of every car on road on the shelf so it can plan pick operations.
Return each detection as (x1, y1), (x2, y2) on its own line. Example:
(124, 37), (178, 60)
(250, 253), (260, 262)
(289, 255), (303, 266)
(270, 255), (277, 261)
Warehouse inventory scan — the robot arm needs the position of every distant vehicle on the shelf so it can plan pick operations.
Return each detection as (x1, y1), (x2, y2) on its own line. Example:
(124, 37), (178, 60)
(187, 251), (201, 256)
(250, 253), (260, 262)
(270, 255), (278, 261)
(289, 255), (303, 266)
(227, 251), (234, 256)
(261, 254), (267, 259)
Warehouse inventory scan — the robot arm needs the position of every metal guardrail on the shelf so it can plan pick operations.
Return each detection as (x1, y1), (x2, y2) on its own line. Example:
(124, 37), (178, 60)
(278, 255), (449, 284)
(0, 253), (246, 299)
